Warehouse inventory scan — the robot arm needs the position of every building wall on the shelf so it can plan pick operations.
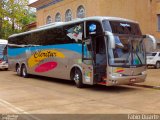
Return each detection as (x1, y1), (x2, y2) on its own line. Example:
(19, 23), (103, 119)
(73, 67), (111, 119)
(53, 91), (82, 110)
(32, 0), (160, 39)
(98, 0), (152, 34)
(152, 0), (160, 39)
(36, 0), (87, 26)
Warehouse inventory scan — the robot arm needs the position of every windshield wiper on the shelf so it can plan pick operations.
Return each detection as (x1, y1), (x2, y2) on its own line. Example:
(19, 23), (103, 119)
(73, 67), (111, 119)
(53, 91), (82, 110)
(134, 52), (142, 65)
(134, 40), (143, 65)
(124, 43), (131, 66)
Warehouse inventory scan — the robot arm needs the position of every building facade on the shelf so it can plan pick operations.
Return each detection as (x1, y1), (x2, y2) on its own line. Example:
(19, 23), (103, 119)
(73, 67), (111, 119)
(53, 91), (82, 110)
(29, 0), (160, 40)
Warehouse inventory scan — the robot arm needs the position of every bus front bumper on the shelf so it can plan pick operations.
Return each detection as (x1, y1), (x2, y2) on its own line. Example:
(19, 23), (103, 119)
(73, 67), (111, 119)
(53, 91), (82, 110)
(0, 64), (8, 69)
(105, 72), (147, 86)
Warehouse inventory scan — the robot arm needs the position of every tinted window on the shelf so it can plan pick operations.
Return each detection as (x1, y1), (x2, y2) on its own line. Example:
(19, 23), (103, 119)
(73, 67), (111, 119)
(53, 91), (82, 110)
(9, 34), (30, 45)
(108, 21), (142, 35)
(64, 22), (84, 43)
(9, 22), (84, 46)
(43, 27), (65, 45)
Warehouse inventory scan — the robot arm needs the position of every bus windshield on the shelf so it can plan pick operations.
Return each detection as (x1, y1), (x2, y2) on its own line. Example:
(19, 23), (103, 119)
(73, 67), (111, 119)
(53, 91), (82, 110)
(0, 44), (7, 60)
(108, 35), (146, 67)
(103, 20), (142, 35)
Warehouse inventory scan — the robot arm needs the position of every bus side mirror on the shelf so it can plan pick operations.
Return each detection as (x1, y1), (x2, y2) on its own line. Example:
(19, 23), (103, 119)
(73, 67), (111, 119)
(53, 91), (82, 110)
(104, 31), (115, 49)
(145, 34), (157, 52)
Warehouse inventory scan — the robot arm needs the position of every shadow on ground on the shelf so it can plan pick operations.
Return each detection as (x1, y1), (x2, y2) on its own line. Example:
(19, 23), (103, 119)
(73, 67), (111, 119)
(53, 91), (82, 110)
(12, 73), (140, 93)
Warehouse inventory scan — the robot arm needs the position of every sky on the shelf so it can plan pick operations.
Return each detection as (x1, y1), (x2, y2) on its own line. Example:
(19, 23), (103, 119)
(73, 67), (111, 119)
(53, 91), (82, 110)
(29, 0), (37, 4)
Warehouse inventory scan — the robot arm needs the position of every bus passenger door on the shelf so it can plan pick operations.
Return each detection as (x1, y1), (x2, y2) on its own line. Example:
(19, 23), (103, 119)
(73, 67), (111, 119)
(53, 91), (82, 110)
(82, 38), (95, 85)
(82, 36), (107, 85)
(82, 21), (107, 85)
(94, 36), (107, 83)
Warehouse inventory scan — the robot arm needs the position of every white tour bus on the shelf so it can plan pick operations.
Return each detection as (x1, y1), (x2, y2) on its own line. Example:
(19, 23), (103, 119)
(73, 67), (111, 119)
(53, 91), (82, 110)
(8, 17), (156, 88)
(0, 39), (8, 70)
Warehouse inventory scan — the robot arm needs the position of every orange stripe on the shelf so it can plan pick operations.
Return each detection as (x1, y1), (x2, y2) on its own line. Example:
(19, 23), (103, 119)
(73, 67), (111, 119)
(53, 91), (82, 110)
(116, 70), (124, 73)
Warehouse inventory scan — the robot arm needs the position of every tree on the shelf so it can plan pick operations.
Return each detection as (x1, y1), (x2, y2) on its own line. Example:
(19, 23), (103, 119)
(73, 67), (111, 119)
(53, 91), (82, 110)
(20, 8), (36, 31)
(0, 0), (36, 39)
(0, 0), (4, 38)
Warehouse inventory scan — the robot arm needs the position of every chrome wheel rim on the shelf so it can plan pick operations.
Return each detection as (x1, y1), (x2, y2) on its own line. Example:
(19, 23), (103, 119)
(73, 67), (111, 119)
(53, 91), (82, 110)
(157, 63), (160, 68)
(74, 73), (79, 83)
(22, 67), (26, 76)
(17, 67), (20, 75)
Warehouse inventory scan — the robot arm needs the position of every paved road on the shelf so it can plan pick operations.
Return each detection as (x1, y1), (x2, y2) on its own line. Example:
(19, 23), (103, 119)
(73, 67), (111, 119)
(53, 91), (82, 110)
(0, 69), (160, 115)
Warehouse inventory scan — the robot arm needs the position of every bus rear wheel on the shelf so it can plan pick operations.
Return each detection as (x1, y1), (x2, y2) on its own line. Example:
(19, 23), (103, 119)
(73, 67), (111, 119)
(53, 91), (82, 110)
(4, 68), (8, 71)
(155, 62), (160, 69)
(71, 68), (84, 88)
(21, 65), (29, 78)
(16, 64), (21, 76)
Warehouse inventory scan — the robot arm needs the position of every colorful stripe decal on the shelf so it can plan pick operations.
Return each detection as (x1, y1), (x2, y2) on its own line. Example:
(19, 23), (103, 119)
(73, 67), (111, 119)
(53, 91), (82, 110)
(28, 50), (65, 67)
(114, 68), (124, 73)
(35, 62), (58, 73)
(8, 44), (82, 57)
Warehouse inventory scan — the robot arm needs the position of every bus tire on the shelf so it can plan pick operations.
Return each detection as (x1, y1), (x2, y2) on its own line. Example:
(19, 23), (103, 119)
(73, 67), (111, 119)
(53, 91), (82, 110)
(16, 64), (21, 76)
(21, 65), (29, 78)
(5, 68), (8, 71)
(155, 62), (160, 69)
(71, 68), (84, 88)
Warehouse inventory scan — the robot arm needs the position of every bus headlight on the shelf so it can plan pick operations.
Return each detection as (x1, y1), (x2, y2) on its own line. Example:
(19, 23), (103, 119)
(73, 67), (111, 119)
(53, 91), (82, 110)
(142, 71), (147, 75)
(112, 73), (123, 77)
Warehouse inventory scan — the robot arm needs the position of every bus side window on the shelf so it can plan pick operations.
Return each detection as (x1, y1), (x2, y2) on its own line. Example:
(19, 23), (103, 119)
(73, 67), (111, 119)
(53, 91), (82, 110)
(64, 22), (84, 43)
(45, 27), (65, 45)
(31, 32), (39, 45)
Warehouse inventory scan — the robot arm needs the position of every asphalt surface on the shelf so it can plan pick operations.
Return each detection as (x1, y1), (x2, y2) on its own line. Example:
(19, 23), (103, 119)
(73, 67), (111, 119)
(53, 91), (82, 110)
(0, 69), (160, 115)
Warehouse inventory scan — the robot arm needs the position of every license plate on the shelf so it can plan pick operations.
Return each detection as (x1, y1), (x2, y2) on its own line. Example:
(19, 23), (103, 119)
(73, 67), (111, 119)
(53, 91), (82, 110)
(130, 78), (136, 82)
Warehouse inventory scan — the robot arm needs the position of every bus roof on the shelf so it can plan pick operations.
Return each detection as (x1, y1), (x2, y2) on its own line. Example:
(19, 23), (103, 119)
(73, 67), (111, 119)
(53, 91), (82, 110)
(9, 16), (138, 38)
(0, 39), (8, 44)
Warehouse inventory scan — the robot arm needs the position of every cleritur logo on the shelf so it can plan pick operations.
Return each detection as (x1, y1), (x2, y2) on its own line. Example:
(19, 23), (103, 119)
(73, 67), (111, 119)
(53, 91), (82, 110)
(34, 50), (57, 58)
(28, 50), (65, 68)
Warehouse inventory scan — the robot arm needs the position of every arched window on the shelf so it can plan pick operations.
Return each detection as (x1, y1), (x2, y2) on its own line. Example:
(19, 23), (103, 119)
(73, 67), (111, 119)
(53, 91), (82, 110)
(77, 5), (85, 18)
(46, 16), (52, 24)
(55, 13), (61, 22)
(65, 9), (72, 22)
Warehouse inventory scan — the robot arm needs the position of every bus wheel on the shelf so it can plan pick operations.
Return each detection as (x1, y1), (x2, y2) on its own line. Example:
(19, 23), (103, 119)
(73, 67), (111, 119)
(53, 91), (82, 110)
(22, 65), (28, 78)
(16, 64), (21, 76)
(72, 68), (84, 88)
(5, 68), (8, 71)
(155, 62), (160, 69)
